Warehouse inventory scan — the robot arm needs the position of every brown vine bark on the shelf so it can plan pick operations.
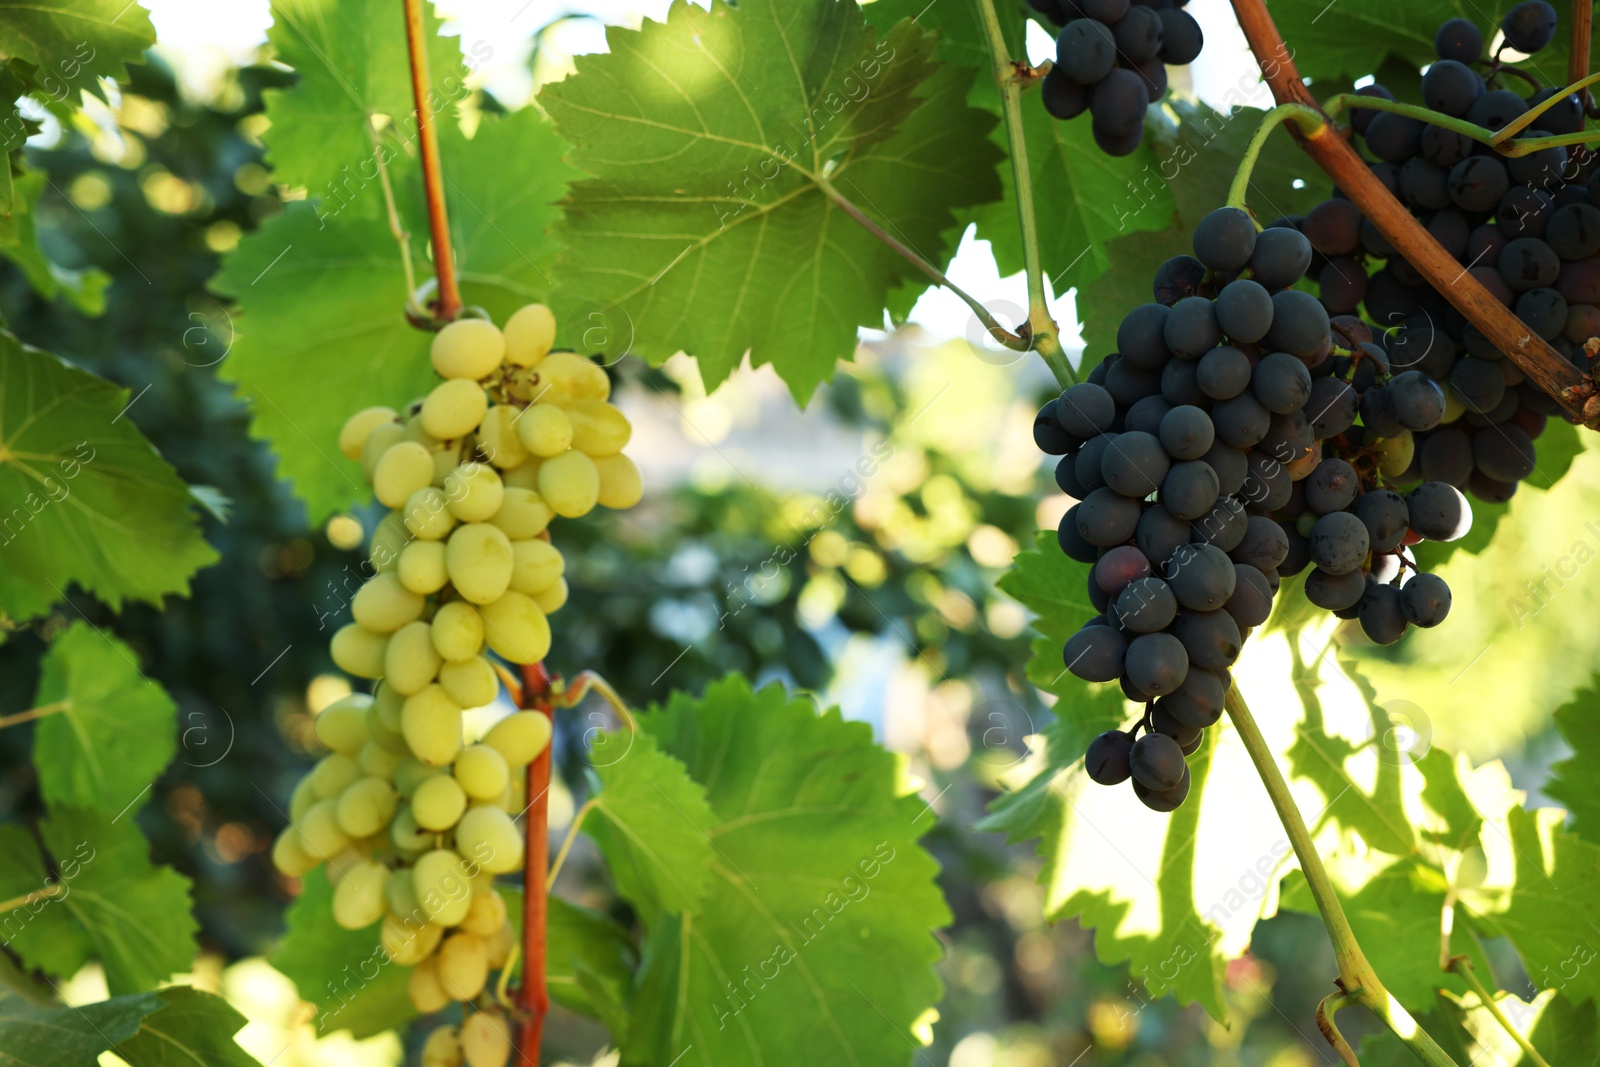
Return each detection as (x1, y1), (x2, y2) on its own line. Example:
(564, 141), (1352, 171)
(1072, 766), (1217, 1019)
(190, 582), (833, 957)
(1229, 0), (1599, 428)
(515, 662), (554, 1065)
(403, 0), (462, 323)
(1575, 0), (1595, 114)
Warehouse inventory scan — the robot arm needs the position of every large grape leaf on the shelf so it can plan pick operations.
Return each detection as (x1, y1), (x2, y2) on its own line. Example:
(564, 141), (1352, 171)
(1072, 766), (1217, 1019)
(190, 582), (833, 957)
(31, 622), (176, 815)
(262, 0), (457, 206)
(215, 107), (578, 523)
(0, 988), (161, 1067)
(1076, 103), (1332, 367)
(0, 340), (217, 623)
(1547, 681), (1600, 843)
(0, 0), (155, 96)
(588, 732), (718, 918)
(541, 0), (1004, 400)
(591, 675), (949, 1067)
(269, 868), (411, 1040)
(34, 808), (197, 996)
(499, 889), (638, 1036)
(111, 987), (257, 1067)
(0, 824), (92, 982)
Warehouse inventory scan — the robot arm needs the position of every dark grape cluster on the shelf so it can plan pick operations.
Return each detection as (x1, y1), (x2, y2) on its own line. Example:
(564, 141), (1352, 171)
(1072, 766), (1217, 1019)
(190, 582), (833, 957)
(1028, 0), (1203, 157)
(1033, 207), (1474, 813)
(1292, 5), (1587, 508)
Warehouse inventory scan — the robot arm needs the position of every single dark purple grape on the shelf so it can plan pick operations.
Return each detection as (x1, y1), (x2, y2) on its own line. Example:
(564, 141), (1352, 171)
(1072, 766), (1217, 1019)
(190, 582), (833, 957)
(1401, 572), (1452, 627)
(1085, 730), (1133, 785)
(1358, 584), (1409, 645)
(1407, 481), (1472, 541)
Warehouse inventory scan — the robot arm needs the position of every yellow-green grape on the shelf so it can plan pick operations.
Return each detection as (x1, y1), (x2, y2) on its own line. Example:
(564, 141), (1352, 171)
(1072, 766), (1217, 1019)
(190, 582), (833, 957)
(386, 867), (422, 919)
(479, 591), (551, 663)
(489, 487), (553, 540)
(454, 744), (509, 801)
(313, 694), (371, 755)
(296, 799), (350, 860)
(393, 757), (433, 797)
(432, 318), (506, 380)
(381, 910), (442, 965)
(595, 453), (644, 510)
(436, 932), (490, 1001)
(332, 859), (389, 930)
(398, 540), (450, 596)
(351, 572), (424, 634)
(439, 656), (498, 709)
(409, 957), (453, 1016)
(503, 303), (556, 367)
(390, 805), (433, 854)
(485, 920), (515, 969)
(421, 378), (489, 440)
(533, 578), (568, 616)
(309, 753), (362, 798)
(431, 601), (485, 663)
(537, 451), (600, 518)
(271, 828), (316, 877)
(413, 774), (468, 831)
(331, 623), (389, 679)
(402, 413), (446, 450)
(482, 712), (552, 768)
(368, 510), (407, 573)
(565, 399), (632, 457)
(385, 620), (444, 696)
(444, 462), (505, 523)
(508, 539), (564, 595)
(459, 889), (507, 937)
(403, 486), (457, 541)
(289, 774), (319, 821)
(358, 738), (405, 776)
(373, 440), (436, 508)
(422, 1026), (464, 1067)
(340, 406), (398, 461)
(445, 523), (514, 604)
(1376, 430), (1414, 476)
(402, 685), (464, 766)
(324, 845), (369, 882)
(336, 776), (398, 838)
(476, 405), (529, 469)
(535, 351), (610, 403)
(367, 710), (410, 756)
(514, 403), (572, 457)
(501, 460), (540, 492)
(432, 449), (460, 489)
(360, 421), (406, 481)
(455, 805), (523, 874)
(460, 1010), (513, 1067)
(1441, 387), (1465, 424)
(373, 684), (405, 731)
(413, 849), (474, 926)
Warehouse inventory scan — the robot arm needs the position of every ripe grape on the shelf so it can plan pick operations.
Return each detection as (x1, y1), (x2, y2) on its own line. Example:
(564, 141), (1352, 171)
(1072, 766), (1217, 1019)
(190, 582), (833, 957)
(1077, 486), (1143, 545)
(1407, 481), (1472, 541)
(1501, 1), (1558, 53)
(1057, 19), (1116, 83)
(1421, 59), (1483, 117)
(1130, 732), (1187, 791)
(1102, 430), (1170, 496)
(1305, 566), (1367, 610)
(1114, 576), (1178, 633)
(1401, 573), (1452, 627)
(1434, 17), (1482, 61)
(1310, 511), (1370, 575)
(1086, 730), (1134, 785)
(1118, 303), (1172, 369)
(1165, 296), (1222, 358)
(1042, 68), (1089, 119)
(432, 318), (505, 380)
(538, 451), (602, 517)
(1358, 584), (1409, 645)
(1193, 207), (1256, 272)
(1062, 622), (1127, 682)
(1158, 404), (1214, 460)
(1165, 542), (1236, 609)
(1215, 279), (1274, 343)
(1224, 564), (1274, 627)
(1473, 424), (1537, 481)
(1172, 608), (1242, 670)
(480, 590), (553, 663)
(1091, 68), (1149, 137)
(1263, 290), (1331, 360)
(1136, 504), (1192, 566)
(1156, 7), (1203, 64)
(461, 1011), (514, 1067)
(1247, 227), (1314, 290)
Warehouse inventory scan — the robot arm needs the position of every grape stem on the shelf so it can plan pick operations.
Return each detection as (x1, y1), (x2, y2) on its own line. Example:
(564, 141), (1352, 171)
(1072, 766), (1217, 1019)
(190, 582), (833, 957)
(0, 700), (69, 730)
(814, 177), (1031, 353)
(1444, 954), (1554, 1067)
(1315, 993), (1361, 1067)
(513, 661), (555, 1067)
(1229, 0), (1598, 428)
(1492, 69), (1600, 143)
(1319, 91), (1600, 157)
(1224, 685), (1461, 1067)
(401, 0), (462, 325)
(1226, 103), (1327, 217)
(0, 883), (63, 913)
(1574, 0), (1596, 116)
(974, 0), (1076, 389)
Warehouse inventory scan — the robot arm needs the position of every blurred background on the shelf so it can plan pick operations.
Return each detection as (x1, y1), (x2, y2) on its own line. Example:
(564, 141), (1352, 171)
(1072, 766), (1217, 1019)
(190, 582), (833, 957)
(0, 1), (1594, 1064)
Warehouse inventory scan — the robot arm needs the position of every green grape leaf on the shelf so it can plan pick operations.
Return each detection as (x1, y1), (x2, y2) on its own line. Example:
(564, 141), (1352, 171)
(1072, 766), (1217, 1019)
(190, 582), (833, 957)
(0, 171), (109, 312)
(1285, 650), (1415, 856)
(0, 824), (92, 983)
(601, 675), (948, 1067)
(215, 107), (577, 523)
(31, 622), (176, 815)
(269, 868), (410, 1040)
(501, 889), (638, 1032)
(1440, 988), (1600, 1067)
(0, 339), (217, 625)
(541, 0), (1003, 400)
(0, 0), (156, 97)
(1077, 102), (1331, 368)
(0, 987), (161, 1067)
(111, 987), (256, 1067)
(262, 0), (459, 207)
(589, 732), (718, 918)
(1464, 806), (1600, 1008)
(995, 531), (1096, 640)
(1547, 681), (1600, 843)
(1278, 856), (1489, 1010)
(36, 808), (198, 996)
